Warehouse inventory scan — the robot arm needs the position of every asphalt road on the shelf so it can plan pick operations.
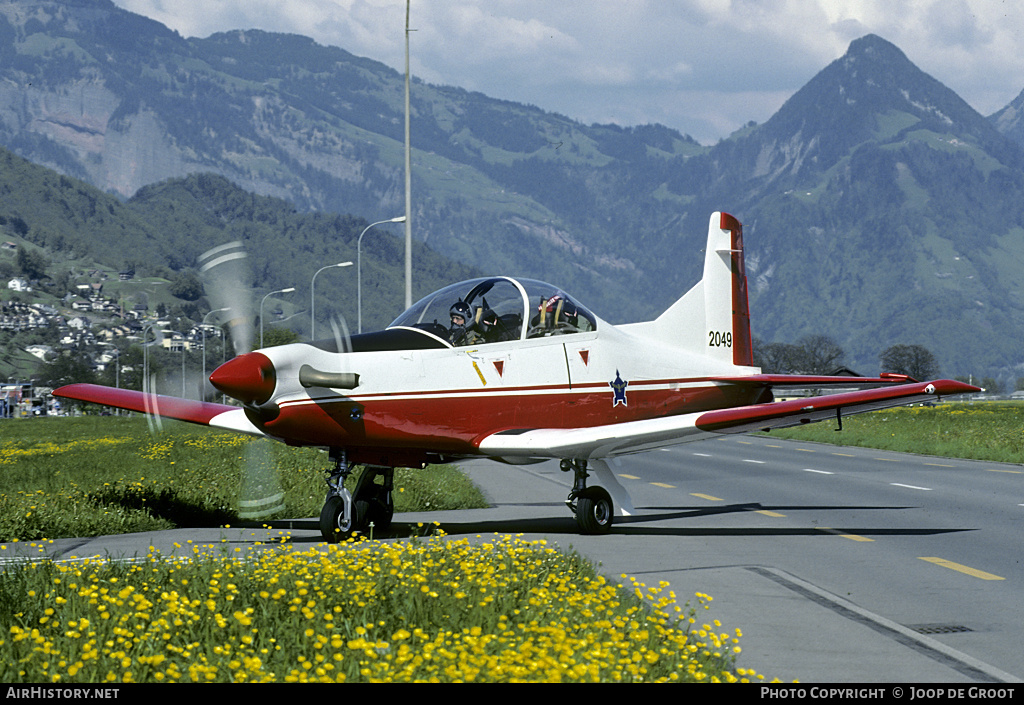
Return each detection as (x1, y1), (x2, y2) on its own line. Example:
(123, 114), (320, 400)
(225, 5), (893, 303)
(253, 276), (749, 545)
(4, 435), (1022, 683)
(436, 436), (1024, 683)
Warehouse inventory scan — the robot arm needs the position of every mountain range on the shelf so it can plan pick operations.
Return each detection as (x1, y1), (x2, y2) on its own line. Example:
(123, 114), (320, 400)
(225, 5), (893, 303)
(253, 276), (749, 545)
(2, 0), (1024, 382)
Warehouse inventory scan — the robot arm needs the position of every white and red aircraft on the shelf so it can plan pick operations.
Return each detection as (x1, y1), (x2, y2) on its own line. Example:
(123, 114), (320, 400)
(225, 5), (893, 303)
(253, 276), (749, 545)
(55, 212), (978, 539)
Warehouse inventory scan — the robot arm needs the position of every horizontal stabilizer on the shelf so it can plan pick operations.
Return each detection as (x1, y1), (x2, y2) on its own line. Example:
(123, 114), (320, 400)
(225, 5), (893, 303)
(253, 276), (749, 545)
(711, 373), (916, 388)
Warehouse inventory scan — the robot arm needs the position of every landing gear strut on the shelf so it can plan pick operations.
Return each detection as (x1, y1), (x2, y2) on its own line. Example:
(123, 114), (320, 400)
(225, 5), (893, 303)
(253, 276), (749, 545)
(562, 458), (614, 534)
(319, 450), (395, 542)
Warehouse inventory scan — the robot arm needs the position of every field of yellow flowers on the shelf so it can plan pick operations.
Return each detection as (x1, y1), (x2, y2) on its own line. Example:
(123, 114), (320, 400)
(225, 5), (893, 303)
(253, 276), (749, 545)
(0, 534), (766, 683)
(0, 416), (486, 541)
(767, 401), (1024, 463)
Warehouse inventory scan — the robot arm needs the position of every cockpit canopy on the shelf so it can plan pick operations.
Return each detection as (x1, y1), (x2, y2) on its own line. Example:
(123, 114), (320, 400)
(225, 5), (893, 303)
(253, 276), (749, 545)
(389, 276), (597, 347)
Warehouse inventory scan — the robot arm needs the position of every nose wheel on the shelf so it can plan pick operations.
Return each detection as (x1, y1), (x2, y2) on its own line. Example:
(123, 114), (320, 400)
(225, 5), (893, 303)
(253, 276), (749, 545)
(320, 494), (356, 541)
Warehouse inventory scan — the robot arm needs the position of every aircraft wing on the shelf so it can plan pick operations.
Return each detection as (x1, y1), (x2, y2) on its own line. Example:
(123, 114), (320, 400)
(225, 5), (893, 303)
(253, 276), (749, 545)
(476, 379), (978, 460)
(53, 383), (267, 436)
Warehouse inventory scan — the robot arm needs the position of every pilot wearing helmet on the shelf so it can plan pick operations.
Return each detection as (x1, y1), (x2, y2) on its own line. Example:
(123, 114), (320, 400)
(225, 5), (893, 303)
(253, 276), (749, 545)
(449, 300), (472, 345)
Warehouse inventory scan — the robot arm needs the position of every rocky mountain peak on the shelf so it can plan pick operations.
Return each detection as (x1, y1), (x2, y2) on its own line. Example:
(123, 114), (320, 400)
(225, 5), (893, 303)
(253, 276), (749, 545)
(738, 33), (1012, 184)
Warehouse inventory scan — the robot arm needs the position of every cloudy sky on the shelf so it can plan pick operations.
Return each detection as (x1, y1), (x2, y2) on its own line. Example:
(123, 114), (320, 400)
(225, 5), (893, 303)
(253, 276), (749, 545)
(112, 0), (1024, 144)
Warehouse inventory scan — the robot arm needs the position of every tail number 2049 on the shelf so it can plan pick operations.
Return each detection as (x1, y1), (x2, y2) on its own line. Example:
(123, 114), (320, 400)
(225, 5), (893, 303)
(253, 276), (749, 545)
(708, 330), (732, 348)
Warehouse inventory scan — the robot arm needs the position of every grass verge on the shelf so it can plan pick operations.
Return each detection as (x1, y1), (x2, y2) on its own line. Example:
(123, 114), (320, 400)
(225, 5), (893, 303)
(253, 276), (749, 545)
(764, 401), (1024, 464)
(0, 416), (487, 541)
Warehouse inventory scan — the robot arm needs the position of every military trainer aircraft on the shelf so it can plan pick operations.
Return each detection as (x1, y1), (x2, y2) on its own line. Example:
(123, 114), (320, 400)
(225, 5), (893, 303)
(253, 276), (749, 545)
(55, 212), (978, 539)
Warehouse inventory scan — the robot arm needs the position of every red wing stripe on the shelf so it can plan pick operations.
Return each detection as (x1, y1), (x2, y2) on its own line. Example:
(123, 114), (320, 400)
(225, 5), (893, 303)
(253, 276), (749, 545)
(54, 383), (237, 426)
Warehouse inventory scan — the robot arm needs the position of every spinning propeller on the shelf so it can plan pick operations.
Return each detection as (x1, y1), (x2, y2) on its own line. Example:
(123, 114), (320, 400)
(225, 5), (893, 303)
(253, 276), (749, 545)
(197, 240), (286, 520)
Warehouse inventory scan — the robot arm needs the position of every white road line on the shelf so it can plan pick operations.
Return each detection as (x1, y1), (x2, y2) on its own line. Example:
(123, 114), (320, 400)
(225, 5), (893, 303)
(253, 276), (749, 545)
(692, 452), (712, 457)
(803, 468), (834, 475)
(891, 483), (932, 491)
(742, 459), (766, 464)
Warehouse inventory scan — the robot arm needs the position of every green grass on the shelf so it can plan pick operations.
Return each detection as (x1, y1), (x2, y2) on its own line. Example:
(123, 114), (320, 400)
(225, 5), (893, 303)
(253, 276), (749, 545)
(765, 401), (1024, 463)
(0, 416), (487, 541)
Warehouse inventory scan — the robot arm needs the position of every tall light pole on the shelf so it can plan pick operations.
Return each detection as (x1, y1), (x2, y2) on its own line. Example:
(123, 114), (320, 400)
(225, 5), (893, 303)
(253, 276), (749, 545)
(260, 287), (295, 348)
(311, 262), (352, 340)
(142, 321), (166, 396)
(404, 0), (413, 309)
(358, 216), (406, 333)
(112, 347), (120, 415)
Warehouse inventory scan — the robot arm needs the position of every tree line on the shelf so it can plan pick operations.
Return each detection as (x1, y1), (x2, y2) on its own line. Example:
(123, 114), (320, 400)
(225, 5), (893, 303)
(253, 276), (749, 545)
(754, 336), (941, 381)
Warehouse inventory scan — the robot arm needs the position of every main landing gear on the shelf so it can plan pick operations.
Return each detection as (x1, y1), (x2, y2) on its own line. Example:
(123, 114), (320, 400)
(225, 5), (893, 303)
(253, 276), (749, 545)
(562, 458), (614, 534)
(319, 450), (395, 543)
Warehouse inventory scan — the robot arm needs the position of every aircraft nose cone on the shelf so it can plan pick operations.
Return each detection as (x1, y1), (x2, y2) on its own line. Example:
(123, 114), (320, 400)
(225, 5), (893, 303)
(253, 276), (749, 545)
(210, 352), (276, 405)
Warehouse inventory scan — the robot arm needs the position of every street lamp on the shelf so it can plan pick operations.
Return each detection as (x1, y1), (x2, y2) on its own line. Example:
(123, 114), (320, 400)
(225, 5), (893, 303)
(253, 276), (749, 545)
(358, 216), (406, 333)
(111, 347), (120, 416)
(260, 287), (295, 348)
(142, 321), (167, 396)
(311, 262), (352, 340)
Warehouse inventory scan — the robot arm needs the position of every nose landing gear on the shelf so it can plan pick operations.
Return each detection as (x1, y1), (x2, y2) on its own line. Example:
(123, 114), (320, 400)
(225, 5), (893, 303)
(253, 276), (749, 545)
(319, 450), (395, 542)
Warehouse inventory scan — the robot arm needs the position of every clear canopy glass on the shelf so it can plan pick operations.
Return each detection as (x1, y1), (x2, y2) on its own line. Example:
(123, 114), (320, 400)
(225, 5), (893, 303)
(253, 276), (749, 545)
(388, 276), (596, 346)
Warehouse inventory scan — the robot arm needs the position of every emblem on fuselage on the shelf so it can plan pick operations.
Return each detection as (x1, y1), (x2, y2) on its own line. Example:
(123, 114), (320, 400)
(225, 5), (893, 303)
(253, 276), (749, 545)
(609, 370), (628, 407)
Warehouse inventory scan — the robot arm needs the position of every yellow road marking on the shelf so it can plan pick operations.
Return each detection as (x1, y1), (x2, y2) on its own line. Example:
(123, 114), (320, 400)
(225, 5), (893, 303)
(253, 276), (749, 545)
(755, 510), (785, 517)
(691, 493), (722, 501)
(796, 448), (816, 453)
(986, 468), (1023, 474)
(924, 463), (954, 468)
(919, 557), (1005, 581)
(817, 527), (874, 542)
(650, 482), (675, 489)
(874, 457), (900, 462)
(618, 474), (640, 480)
(832, 453), (855, 457)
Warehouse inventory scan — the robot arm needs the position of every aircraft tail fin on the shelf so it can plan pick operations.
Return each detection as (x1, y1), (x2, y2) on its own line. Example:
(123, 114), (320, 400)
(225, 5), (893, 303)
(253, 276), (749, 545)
(648, 212), (753, 367)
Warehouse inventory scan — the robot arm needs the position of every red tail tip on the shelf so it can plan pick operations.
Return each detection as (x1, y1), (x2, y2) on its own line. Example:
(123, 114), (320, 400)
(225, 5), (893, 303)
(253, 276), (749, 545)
(720, 212), (742, 232)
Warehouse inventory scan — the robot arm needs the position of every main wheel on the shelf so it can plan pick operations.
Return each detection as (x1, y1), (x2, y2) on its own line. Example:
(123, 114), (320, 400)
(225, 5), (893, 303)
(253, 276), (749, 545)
(575, 487), (614, 535)
(320, 495), (354, 543)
